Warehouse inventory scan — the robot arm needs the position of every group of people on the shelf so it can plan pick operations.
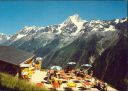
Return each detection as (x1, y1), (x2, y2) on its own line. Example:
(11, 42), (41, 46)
(43, 66), (108, 91)
(46, 70), (62, 88)
(94, 80), (108, 91)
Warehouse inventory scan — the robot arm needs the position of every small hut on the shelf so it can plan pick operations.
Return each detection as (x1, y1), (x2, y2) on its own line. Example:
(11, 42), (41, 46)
(0, 46), (35, 77)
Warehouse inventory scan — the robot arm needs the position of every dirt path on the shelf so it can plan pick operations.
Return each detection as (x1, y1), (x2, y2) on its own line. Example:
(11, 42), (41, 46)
(30, 70), (47, 83)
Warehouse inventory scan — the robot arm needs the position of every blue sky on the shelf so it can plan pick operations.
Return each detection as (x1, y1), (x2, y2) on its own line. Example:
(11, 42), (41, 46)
(0, 1), (127, 34)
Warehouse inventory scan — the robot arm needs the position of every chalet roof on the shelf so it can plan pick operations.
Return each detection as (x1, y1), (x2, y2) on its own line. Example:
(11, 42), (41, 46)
(0, 46), (34, 66)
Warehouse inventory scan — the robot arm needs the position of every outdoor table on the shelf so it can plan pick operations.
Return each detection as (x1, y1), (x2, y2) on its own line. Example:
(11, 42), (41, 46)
(82, 81), (92, 89)
(62, 80), (67, 83)
(67, 81), (77, 88)
(73, 80), (80, 83)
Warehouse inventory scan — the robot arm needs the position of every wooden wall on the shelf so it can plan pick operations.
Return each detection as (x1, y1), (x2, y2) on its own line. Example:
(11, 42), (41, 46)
(0, 60), (20, 76)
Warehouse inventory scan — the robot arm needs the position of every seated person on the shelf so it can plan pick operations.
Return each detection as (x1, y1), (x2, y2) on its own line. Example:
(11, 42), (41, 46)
(51, 77), (61, 88)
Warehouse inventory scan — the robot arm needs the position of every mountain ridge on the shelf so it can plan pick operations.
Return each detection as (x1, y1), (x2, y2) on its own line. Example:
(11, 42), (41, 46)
(0, 14), (127, 60)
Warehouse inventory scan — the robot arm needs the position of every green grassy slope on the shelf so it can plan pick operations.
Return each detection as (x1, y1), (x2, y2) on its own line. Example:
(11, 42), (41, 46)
(0, 72), (48, 91)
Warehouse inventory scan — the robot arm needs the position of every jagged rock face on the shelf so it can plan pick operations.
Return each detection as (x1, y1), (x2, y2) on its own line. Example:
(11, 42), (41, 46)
(93, 21), (128, 90)
(93, 35), (128, 90)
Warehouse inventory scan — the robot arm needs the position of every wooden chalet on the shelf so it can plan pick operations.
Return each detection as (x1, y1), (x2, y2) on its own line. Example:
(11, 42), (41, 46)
(0, 46), (37, 77)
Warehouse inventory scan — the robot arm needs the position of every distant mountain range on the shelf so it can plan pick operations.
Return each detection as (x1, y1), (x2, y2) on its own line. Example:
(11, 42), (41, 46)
(0, 33), (11, 44)
(1, 14), (127, 65)
(0, 14), (128, 90)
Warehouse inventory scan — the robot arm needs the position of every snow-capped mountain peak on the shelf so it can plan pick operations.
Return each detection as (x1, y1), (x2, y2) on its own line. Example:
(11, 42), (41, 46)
(0, 33), (11, 44)
(0, 33), (5, 35)
(59, 14), (87, 36)
(114, 18), (128, 24)
(64, 14), (87, 25)
(68, 14), (81, 22)
(23, 26), (39, 31)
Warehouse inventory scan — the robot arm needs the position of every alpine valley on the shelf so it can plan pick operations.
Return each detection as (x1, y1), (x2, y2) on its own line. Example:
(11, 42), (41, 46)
(0, 14), (128, 90)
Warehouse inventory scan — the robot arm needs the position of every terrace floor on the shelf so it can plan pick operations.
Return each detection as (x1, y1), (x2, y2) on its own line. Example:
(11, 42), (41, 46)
(29, 70), (118, 91)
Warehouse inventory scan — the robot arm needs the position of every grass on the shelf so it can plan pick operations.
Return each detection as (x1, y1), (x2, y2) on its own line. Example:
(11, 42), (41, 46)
(0, 72), (49, 91)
